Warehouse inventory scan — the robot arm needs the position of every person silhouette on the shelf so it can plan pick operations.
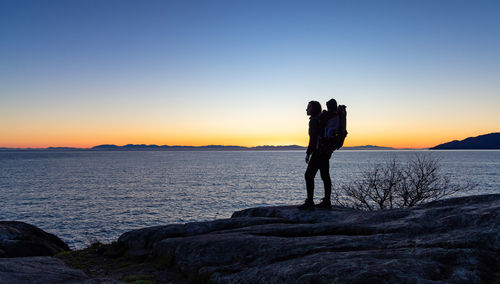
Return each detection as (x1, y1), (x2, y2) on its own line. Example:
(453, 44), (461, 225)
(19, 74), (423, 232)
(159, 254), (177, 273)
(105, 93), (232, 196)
(298, 100), (335, 210)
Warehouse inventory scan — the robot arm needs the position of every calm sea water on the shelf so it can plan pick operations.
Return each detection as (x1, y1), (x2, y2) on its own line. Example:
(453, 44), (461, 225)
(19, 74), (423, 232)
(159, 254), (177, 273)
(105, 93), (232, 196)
(1, 150), (499, 249)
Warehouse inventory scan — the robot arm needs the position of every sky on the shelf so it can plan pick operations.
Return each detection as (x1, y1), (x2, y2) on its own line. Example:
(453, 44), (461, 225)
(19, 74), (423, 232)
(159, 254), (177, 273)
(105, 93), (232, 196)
(1, 0), (499, 149)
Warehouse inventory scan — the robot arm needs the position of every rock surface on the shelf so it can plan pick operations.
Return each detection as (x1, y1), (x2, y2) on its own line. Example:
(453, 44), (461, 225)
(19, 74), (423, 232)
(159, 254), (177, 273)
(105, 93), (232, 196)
(0, 221), (69, 257)
(119, 194), (500, 283)
(0, 256), (122, 284)
(0, 257), (88, 284)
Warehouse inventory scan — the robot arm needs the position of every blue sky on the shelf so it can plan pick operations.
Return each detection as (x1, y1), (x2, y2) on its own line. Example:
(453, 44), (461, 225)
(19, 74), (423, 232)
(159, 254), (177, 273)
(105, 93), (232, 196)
(1, 0), (499, 148)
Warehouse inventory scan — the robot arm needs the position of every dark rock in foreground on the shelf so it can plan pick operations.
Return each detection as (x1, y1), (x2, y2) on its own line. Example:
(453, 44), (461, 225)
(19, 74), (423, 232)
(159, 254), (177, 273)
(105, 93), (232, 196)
(119, 194), (500, 283)
(1, 195), (498, 283)
(0, 221), (69, 257)
(0, 256), (122, 284)
(0, 257), (89, 283)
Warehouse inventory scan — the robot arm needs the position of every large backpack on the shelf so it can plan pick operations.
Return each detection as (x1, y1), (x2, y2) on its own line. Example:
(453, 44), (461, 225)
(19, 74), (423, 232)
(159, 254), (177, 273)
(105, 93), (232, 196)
(318, 105), (348, 155)
(335, 105), (348, 150)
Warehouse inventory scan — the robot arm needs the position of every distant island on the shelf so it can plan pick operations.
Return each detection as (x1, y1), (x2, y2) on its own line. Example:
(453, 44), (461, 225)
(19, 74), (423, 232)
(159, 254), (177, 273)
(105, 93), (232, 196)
(431, 132), (500, 149)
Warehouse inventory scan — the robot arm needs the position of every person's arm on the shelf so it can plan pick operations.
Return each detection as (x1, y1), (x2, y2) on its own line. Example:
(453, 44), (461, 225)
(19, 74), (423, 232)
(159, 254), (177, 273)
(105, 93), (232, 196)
(306, 118), (319, 162)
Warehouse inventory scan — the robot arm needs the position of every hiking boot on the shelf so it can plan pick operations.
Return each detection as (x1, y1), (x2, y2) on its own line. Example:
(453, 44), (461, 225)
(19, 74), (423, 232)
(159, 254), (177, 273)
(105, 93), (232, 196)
(297, 199), (315, 210)
(316, 198), (332, 209)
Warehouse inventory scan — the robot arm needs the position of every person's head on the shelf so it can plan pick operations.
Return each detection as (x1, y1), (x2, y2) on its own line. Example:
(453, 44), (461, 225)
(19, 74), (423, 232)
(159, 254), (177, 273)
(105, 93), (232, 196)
(326, 99), (337, 111)
(306, 101), (322, 117)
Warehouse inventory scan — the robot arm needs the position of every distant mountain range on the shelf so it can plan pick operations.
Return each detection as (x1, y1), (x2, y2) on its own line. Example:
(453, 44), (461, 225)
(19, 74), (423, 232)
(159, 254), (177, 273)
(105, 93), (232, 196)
(431, 133), (500, 149)
(4, 134), (498, 150)
(343, 145), (395, 150)
(91, 144), (394, 151)
(1, 144), (396, 151)
(91, 144), (306, 151)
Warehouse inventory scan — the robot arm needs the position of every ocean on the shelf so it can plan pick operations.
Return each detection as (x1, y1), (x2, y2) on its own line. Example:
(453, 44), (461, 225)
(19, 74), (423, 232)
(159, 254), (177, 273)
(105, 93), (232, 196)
(1, 150), (499, 249)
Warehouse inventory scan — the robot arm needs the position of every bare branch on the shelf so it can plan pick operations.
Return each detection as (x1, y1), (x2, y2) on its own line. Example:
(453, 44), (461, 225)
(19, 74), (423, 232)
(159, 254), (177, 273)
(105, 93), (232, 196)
(333, 154), (476, 210)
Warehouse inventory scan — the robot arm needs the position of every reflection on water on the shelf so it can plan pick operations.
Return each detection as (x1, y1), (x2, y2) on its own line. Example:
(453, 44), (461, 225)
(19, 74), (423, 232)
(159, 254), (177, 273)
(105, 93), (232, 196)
(1, 150), (498, 248)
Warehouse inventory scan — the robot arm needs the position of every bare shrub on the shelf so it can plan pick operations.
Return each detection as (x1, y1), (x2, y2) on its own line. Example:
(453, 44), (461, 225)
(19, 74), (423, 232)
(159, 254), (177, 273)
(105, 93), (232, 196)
(333, 154), (476, 211)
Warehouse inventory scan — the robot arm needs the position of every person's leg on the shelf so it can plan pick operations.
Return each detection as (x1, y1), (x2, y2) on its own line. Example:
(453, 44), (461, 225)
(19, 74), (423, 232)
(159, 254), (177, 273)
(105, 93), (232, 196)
(304, 154), (320, 201)
(319, 157), (332, 201)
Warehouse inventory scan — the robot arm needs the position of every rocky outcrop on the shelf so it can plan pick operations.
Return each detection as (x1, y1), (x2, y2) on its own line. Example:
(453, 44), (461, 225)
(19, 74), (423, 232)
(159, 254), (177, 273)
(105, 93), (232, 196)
(0, 257), (89, 284)
(1, 195), (498, 283)
(0, 256), (122, 284)
(119, 194), (500, 283)
(0, 221), (69, 257)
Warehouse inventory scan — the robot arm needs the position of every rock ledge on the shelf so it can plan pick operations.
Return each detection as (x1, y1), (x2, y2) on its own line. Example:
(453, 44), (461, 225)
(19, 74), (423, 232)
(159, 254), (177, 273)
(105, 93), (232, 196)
(118, 194), (500, 283)
(1, 194), (499, 283)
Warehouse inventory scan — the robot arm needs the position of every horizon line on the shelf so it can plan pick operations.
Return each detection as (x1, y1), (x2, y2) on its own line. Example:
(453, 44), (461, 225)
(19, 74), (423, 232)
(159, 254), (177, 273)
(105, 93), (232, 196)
(0, 144), (426, 150)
